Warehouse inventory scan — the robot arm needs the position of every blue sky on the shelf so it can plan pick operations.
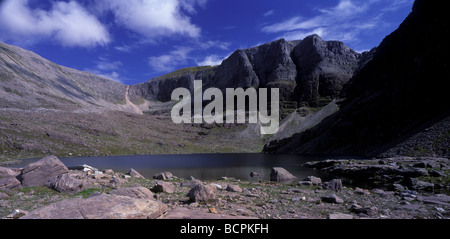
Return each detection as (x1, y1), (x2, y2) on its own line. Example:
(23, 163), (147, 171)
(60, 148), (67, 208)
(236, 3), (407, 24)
(0, 0), (414, 85)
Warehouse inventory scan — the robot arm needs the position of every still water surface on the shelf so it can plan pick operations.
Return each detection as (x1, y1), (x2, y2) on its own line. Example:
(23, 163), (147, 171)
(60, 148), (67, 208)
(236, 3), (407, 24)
(12, 154), (351, 181)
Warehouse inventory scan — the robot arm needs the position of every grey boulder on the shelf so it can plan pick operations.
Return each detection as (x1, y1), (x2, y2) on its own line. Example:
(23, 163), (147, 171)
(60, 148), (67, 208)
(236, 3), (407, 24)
(0, 167), (19, 179)
(270, 167), (297, 182)
(187, 184), (216, 203)
(153, 172), (174, 180)
(0, 177), (22, 190)
(18, 155), (69, 188)
(127, 168), (145, 179)
(45, 173), (84, 195)
(152, 181), (175, 194)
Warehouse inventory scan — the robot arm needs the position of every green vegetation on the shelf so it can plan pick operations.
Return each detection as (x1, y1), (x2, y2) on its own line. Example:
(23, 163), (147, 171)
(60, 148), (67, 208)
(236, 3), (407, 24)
(74, 188), (111, 199)
(159, 66), (216, 79)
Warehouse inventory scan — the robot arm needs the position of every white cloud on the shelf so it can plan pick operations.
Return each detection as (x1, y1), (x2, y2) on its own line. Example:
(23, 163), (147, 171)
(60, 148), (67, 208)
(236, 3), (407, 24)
(100, 0), (203, 39)
(261, 0), (410, 43)
(196, 55), (224, 66)
(263, 10), (275, 17)
(179, 0), (208, 14)
(84, 57), (125, 83)
(0, 0), (110, 47)
(148, 47), (193, 72)
(95, 57), (123, 72)
(280, 28), (328, 41)
(198, 40), (231, 50)
(0, 0), (207, 47)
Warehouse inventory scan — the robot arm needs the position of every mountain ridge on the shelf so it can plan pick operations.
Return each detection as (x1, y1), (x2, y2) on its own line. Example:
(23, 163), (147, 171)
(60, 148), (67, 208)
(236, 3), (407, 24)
(0, 41), (132, 112)
(128, 36), (371, 109)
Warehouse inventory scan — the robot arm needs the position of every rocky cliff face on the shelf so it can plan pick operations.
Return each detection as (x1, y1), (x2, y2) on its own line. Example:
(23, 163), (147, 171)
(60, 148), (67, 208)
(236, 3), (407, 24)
(130, 37), (369, 106)
(292, 35), (362, 106)
(0, 42), (127, 111)
(264, 0), (450, 157)
(128, 66), (216, 103)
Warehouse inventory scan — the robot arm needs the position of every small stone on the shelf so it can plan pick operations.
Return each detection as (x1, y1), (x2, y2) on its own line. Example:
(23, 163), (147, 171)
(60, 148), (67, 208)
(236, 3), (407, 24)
(323, 179), (343, 191)
(413, 162), (428, 168)
(211, 183), (223, 190)
(372, 189), (389, 197)
(400, 190), (417, 199)
(250, 172), (261, 178)
(209, 207), (218, 214)
(152, 181), (175, 194)
(302, 176), (322, 185)
(404, 178), (434, 191)
(355, 187), (370, 195)
(429, 170), (445, 177)
(5, 209), (28, 219)
(180, 180), (202, 188)
(187, 184), (216, 203)
(292, 197), (306, 201)
(392, 184), (405, 191)
(226, 184), (243, 193)
(353, 206), (379, 217)
(321, 194), (344, 204)
(328, 213), (353, 219)
(127, 168), (145, 179)
(153, 172), (174, 180)
(435, 207), (445, 213)
(104, 169), (115, 175)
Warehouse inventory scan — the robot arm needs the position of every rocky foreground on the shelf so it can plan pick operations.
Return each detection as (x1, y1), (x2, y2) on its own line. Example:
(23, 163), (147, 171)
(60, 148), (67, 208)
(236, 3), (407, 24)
(0, 156), (449, 219)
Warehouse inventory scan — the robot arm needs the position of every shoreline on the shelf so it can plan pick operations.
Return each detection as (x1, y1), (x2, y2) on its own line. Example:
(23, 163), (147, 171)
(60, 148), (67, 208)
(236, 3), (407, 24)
(1, 156), (448, 219)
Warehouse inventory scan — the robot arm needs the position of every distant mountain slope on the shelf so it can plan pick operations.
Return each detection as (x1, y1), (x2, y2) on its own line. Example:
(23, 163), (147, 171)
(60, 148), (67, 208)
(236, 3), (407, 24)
(0, 42), (129, 111)
(264, 0), (450, 157)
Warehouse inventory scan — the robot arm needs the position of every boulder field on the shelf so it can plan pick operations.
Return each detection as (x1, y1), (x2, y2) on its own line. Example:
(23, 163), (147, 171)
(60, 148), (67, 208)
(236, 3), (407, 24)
(0, 155), (448, 219)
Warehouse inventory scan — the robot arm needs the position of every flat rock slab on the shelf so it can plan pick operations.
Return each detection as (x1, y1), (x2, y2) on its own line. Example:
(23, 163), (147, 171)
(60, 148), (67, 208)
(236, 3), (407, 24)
(109, 187), (154, 200)
(162, 207), (258, 219)
(21, 194), (168, 219)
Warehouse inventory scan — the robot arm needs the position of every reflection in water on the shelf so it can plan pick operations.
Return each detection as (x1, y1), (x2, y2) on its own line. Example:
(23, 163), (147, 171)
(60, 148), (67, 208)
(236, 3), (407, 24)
(11, 154), (347, 181)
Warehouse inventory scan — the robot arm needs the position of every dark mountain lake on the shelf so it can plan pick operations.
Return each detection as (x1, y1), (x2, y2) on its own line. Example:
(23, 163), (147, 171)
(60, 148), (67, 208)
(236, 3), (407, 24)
(10, 154), (358, 181)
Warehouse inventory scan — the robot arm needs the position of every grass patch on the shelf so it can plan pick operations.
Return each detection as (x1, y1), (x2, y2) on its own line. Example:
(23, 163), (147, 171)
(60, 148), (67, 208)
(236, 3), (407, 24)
(73, 188), (109, 199)
(160, 66), (216, 79)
